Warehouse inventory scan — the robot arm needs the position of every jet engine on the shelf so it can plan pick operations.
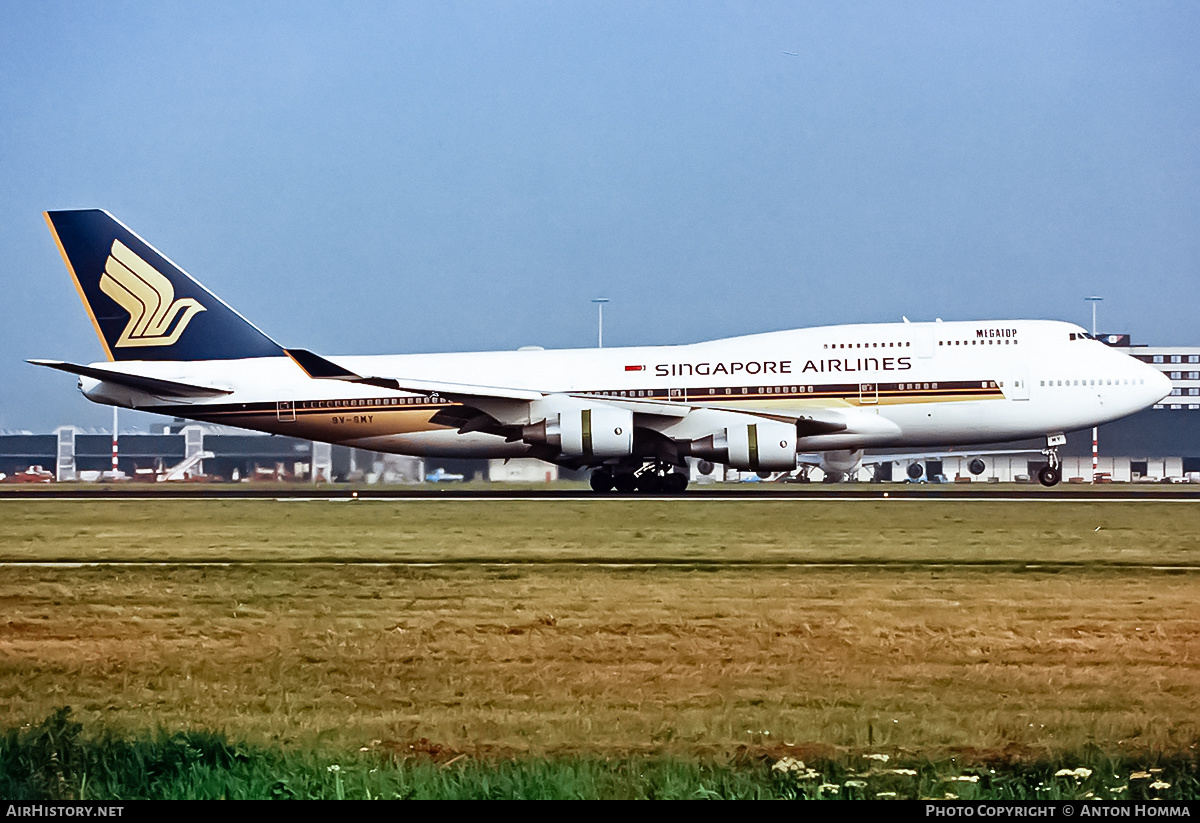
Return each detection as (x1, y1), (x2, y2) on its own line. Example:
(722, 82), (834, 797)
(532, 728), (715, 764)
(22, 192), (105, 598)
(821, 449), (865, 475)
(686, 420), (797, 472)
(521, 406), (633, 459)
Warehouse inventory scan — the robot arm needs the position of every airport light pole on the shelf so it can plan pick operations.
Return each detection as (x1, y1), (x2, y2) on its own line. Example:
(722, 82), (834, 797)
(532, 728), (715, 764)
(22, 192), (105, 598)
(1085, 296), (1103, 336)
(1086, 296), (1103, 482)
(592, 297), (609, 348)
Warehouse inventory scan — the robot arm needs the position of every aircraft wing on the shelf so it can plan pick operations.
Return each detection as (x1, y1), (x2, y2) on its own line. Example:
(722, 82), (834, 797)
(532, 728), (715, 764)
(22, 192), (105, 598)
(284, 349), (544, 401)
(27, 360), (233, 398)
(286, 348), (858, 434)
(793, 448), (1047, 469)
(862, 447), (1046, 465)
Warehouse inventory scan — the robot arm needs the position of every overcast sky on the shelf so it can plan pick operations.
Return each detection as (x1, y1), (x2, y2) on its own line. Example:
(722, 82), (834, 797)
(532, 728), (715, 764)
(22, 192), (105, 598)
(2, 1), (1198, 432)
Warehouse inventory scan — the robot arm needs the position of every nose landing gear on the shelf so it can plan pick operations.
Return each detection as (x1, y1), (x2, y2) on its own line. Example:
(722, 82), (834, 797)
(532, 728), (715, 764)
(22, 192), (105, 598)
(1038, 433), (1066, 487)
(1037, 464), (1061, 487)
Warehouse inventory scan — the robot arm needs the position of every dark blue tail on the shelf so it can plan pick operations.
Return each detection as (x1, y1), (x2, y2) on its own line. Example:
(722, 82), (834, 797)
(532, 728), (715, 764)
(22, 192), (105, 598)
(45, 209), (284, 361)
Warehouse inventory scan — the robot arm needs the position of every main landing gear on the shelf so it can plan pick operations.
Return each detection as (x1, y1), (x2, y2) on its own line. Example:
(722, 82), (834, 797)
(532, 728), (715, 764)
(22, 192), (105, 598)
(1038, 433), (1066, 487)
(590, 462), (688, 494)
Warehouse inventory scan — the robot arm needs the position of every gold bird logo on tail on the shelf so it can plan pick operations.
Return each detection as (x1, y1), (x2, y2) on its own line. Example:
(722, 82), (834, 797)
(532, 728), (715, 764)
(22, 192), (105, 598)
(99, 240), (206, 348)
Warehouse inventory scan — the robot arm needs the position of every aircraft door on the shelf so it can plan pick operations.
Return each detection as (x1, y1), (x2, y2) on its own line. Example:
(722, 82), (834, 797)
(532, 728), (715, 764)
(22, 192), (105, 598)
(858, 383), (878, 405)
(1010, 373), (1030, 401)
(276, 400), (296, 422)
(669, 387), (686, 403)
(915, 326), (935, 359)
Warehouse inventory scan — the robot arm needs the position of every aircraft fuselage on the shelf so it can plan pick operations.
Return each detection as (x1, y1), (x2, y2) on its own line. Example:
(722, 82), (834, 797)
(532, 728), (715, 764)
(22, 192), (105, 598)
(77, 319), (1168, 459)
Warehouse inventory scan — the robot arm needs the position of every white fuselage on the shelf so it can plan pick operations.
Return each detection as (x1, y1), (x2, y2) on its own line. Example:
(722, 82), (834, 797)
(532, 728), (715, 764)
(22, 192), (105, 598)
(78, 319), (1171, 461)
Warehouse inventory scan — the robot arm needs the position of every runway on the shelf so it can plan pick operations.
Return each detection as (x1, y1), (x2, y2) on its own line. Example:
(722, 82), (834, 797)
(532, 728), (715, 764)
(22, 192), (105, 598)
(4, 559), (1199, 571)
(2, 485), (1200, 501)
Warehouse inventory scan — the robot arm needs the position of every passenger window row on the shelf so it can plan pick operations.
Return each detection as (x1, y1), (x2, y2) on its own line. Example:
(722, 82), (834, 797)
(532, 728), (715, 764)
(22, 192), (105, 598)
(1039, 379), (1144, 387)
(938, 339), (1018, 346)
(824, 342), (911, 349)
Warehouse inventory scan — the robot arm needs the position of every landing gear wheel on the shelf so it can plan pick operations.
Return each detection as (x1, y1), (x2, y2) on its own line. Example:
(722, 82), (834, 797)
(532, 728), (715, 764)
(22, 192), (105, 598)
(589, 470), (614, 493)
(663, 473), (688, 494)
(613, 472), (637, 493)
(1038, 465), (1061, 487)
(634, 472), (663, 493)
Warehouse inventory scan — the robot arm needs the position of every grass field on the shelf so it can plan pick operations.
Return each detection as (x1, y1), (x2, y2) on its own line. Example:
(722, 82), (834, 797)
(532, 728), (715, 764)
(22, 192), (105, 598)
(1, 498), (1198, 797)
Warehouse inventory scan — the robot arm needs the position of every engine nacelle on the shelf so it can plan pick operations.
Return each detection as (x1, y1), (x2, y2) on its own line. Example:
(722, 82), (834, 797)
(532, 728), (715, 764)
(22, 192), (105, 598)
(687, 419), (797, 472)
(522, 406), (633, 459)
(821, 449), (865, 475)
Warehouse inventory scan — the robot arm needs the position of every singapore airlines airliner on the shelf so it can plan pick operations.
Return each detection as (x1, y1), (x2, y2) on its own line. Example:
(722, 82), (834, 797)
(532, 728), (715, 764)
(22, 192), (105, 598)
(32, 210), (1171, 492)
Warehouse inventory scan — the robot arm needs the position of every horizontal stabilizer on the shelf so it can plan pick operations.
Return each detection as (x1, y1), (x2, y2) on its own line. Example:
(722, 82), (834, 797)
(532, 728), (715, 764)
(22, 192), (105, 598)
(27, 360), (233, 398)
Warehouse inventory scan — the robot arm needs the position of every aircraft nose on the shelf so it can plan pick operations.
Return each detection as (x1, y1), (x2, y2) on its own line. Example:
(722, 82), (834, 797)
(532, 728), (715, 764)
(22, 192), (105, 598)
(1142, 362), (1173, 406)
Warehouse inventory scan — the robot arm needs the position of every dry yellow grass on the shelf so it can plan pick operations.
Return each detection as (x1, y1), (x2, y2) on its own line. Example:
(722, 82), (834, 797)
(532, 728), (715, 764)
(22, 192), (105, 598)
(0, 499), (1197, 757)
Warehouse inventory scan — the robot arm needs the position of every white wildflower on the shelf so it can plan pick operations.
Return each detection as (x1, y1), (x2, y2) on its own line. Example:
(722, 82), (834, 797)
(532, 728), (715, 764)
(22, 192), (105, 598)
(772, 757), (820, 781)
(772, 757), (805, 775)
(865, 753), (890, 763)
(1149, 780), (1171, 790)
(1055, 768), (1092, 780)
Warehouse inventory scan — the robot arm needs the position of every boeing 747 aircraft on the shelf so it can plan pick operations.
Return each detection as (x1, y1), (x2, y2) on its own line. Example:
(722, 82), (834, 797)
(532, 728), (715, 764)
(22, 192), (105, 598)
(33, 210), (1171, 492)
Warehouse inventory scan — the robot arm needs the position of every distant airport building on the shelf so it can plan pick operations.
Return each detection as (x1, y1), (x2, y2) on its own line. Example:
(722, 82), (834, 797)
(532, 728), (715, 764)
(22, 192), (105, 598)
(1, 337), (1195, 483)
(0, 423), (325, 483)
(488, 458), (559, 483)
(2, 420), (505, 484)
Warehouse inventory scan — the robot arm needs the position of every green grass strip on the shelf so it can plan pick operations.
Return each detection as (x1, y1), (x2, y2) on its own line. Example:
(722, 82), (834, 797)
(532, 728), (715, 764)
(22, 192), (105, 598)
(1, 708), (1196, 800)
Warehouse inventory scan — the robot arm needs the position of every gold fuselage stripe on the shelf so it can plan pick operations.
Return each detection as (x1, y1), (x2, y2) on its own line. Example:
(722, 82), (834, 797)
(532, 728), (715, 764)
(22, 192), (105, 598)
(155, 381), (1005, 444)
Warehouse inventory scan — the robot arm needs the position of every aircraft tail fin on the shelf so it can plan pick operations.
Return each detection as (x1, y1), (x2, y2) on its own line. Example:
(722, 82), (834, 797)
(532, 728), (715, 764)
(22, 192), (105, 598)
(44, 209), (284, 361)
